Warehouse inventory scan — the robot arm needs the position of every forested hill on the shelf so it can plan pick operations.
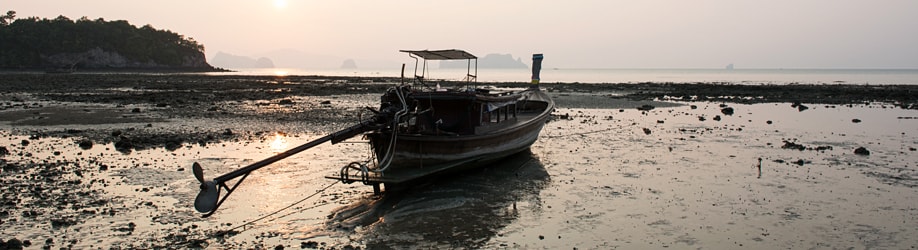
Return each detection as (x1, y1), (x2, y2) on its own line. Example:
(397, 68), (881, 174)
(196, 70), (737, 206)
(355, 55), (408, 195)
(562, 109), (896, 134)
(0, 11), (218, 71)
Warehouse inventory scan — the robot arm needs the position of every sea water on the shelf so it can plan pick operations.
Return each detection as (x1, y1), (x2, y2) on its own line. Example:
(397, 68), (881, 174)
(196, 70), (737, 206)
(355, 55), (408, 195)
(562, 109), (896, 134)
(207, 68), (918, 85)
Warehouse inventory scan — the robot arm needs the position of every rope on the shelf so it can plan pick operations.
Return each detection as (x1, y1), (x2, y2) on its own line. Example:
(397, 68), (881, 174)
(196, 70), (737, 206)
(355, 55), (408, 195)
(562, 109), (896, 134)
(215, 181), (338, 236)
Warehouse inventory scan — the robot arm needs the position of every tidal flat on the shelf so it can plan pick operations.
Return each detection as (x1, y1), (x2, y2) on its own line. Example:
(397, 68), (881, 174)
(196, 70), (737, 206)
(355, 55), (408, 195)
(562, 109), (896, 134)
(1, 74), (916, 249)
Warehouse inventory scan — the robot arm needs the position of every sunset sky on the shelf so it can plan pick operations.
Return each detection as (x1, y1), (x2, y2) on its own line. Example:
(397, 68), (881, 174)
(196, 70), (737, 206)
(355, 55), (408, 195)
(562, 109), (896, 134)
(5, 0), (918, 69)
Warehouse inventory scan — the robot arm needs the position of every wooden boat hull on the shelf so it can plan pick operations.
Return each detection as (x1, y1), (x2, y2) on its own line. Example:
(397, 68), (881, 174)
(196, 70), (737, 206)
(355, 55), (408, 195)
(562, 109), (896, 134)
(357, 90), (553, 185)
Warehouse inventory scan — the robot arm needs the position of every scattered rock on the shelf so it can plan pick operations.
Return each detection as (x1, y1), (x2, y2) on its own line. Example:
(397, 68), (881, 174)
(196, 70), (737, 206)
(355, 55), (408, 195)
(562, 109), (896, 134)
(114, 137), (133, 153)
(636, 104), (654, 111)
(791, 101), (810, 112)
(301, 241), (319, 249)
(782, 141), (806, 151)
(77, 139), (94, 150)
(854, 147), (870, 156)
(4, 238), (23, 249)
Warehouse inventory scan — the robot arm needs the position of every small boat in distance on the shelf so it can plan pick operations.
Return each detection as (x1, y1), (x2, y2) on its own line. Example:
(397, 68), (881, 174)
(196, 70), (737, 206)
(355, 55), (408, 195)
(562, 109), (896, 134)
(191, 49), (553, 217)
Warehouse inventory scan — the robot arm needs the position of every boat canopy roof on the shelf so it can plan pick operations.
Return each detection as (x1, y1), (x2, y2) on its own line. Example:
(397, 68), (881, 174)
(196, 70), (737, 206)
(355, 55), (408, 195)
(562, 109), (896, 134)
(400, 49), (477, 60)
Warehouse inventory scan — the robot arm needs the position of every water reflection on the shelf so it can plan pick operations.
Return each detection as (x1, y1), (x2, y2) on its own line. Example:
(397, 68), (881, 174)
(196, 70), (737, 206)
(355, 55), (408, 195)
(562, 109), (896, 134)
(269, 132), (289, 152)
(327, 150), (550, 248)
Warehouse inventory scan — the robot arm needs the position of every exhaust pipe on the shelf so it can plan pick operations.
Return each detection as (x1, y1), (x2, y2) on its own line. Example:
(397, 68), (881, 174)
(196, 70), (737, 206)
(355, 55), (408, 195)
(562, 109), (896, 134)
(531, 53), (544, 85)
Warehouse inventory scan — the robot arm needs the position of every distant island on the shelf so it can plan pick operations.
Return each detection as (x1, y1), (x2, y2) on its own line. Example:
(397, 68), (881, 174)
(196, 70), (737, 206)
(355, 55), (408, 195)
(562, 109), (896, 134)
(211, 52), (275, 68)
(0, 11), (219, 72)
(440, 53), (528, 69)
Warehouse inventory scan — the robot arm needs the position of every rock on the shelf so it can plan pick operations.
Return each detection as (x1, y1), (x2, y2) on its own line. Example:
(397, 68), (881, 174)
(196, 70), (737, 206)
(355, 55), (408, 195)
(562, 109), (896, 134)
(854, 147), (870, 155)
(131, 108), (142, 113)
(320, 100), (332, 105)
(78, 140), (93, 150)
(797, 104), (809, 112)
(223, 129), (234, 136)
(301, 241), (319, 249)
(781, 141), (806, 151)
(713, 115), (722, 121)
(0, 146), (8, 156)
(690, 105), (698, 109)
(114, 137), (133, 153)
(636, 104), (655, 111)
(20, 140), (30, 146)
(766, 120), (773, 124)
(698, 116), (706, 121)
(642, 128), (652, 135)
(852, 118), (861, 123)
(164, 136), (183, 151)
(5, 238), (23, 249)
(721, 107), (734, 115)
(278, 99), (294, 105)
(274, 245), (285, 250)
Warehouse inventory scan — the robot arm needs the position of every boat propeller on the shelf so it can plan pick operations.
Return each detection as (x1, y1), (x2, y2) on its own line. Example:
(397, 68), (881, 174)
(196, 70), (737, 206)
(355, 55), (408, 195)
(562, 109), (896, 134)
(192, 162), (220, 214)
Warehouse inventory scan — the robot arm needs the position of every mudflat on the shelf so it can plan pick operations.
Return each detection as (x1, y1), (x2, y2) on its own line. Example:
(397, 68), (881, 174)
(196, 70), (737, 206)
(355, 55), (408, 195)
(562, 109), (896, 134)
(1, 73), (916, 249)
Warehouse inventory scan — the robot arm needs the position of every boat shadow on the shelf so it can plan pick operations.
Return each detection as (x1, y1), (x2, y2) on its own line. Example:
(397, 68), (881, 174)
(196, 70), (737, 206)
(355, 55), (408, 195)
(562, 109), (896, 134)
(326, 149), (550, 248)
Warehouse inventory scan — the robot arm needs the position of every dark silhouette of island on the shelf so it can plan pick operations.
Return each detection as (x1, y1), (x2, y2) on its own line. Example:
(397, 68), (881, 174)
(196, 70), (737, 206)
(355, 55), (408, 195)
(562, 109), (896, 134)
(440, 53), (528, 69)
(211, 52), (275, 69)
(340, 59), (358, 69)
(0, 11), (219, 72)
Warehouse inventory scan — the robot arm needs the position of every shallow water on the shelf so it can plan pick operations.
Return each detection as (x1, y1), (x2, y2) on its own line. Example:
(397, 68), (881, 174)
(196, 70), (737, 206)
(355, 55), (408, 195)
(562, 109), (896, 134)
(1, 100), (917, 249)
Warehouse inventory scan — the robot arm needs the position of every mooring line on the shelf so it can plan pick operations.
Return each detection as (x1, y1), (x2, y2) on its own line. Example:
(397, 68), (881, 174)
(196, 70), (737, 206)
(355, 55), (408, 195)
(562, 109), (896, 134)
(217, 181), (338, 235)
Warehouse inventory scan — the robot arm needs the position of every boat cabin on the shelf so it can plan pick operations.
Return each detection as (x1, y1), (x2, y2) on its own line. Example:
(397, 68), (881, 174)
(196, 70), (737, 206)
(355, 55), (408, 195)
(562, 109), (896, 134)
(396, 50), (527, 136)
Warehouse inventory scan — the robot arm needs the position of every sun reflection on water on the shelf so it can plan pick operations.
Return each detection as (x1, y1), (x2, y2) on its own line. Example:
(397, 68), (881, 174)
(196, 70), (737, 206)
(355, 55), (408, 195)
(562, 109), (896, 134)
(270, 132), (289, 152)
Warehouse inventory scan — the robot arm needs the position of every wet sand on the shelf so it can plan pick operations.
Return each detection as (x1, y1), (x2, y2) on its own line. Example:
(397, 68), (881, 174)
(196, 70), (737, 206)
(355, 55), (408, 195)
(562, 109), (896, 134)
(1, 73), (917, 249)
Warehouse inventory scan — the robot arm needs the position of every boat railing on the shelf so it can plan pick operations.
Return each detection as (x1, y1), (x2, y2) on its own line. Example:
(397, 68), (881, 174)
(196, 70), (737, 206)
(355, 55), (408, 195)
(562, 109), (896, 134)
(400, 49), (478, 91)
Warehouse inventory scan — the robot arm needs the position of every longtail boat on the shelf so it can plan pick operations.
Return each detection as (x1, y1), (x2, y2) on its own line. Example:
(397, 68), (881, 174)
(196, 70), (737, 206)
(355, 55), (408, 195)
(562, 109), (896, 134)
(192, 50), (553, 216)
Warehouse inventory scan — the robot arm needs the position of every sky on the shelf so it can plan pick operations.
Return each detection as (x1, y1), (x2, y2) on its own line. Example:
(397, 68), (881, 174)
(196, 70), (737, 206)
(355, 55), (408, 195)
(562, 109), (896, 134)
(5, 0), (918, 69)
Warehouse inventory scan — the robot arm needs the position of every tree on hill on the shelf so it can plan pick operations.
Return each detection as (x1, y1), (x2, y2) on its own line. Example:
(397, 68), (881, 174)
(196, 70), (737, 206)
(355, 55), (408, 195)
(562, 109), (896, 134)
(0, 11), (214, 70)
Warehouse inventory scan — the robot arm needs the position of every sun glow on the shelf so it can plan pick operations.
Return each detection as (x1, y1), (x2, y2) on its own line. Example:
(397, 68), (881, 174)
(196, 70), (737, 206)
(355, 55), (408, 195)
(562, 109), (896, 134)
(273, 0), (288, 9)
(269, 132), (289, 152)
